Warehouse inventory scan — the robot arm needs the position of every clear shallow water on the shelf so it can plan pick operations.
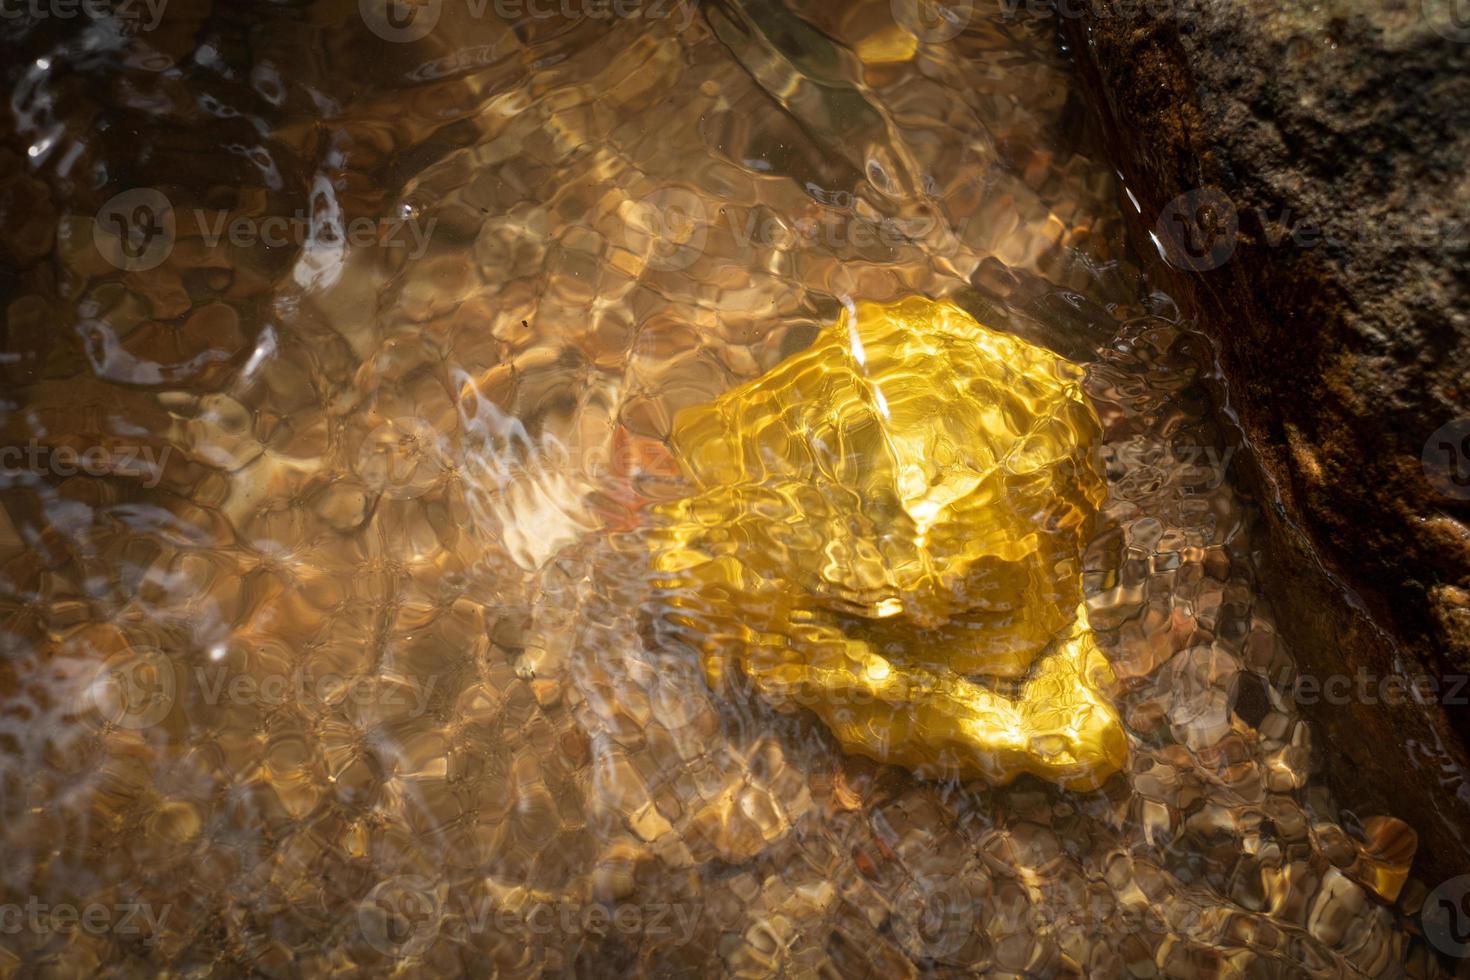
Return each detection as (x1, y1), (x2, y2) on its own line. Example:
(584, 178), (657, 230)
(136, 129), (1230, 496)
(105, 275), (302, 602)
(0, 1), (1442, 975)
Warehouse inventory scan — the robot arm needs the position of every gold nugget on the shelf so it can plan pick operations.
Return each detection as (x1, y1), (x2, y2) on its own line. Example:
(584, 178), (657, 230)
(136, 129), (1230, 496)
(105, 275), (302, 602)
(650, 297), (1126, 790)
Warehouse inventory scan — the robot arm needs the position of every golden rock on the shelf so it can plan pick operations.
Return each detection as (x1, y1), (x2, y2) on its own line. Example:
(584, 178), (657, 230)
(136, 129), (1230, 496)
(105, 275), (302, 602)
(650, 297), (1127, 790)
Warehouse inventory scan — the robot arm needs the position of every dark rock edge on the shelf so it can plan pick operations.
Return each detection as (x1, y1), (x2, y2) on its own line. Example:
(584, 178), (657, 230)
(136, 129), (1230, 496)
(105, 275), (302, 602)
(1059, 0), (1470, 885)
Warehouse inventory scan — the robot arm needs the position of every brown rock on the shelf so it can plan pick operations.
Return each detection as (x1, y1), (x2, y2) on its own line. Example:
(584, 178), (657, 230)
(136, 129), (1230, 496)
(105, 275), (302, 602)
(1064, 0), (1470, 878)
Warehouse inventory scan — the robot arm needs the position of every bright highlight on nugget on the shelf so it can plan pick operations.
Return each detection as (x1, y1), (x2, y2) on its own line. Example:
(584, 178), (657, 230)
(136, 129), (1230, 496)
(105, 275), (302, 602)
(650, 296), (1127, 790)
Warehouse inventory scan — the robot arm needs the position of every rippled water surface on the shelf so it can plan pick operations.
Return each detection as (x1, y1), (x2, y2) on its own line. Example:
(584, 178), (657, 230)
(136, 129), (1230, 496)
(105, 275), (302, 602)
(0, 1), (1445, 976)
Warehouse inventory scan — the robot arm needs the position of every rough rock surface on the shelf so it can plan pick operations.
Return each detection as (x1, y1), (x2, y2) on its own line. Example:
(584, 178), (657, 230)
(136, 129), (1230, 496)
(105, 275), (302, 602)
(1062, 0), (1470, 880)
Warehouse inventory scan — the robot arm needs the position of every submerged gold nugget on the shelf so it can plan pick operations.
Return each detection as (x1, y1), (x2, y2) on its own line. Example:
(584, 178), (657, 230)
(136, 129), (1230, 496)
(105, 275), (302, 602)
(651, 297), (1127, 790)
